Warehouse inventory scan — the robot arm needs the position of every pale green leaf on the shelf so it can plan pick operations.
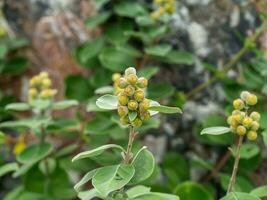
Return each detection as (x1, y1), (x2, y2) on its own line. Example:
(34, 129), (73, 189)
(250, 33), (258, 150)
(5, 103), (30, 111)
(96, 94), (118, 110)
(200, 127), (231, 135)
(250, 185), (267, 198)
(51, 100), (78, 110)
(148, 105), (182, 114)
(0, 163), (19, 177)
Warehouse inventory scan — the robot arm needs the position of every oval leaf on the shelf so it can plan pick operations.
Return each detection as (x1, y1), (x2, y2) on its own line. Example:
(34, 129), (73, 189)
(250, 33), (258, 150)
(201, 127), (231, 135)
(134, 192), (180, 200)
(74, 169), (97, 192)
(0, 163), (19, 177)
(51, 100), (78, 110)
(96, 94), (118, 110)
(17, 143), (53, 164)
(130, 147), (155, 184)
(129, 111), (137, 122)
(92, 164), (135, 197)
(5, 103), (30, 111)
(72, 144), (124, 162)
(250, 185), (267, 198)
(220, 192), (260, 200)
(148, 105), (182, 114)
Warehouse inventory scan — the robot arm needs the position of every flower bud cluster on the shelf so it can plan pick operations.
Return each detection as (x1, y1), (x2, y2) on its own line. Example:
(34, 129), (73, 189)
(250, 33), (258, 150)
(227, 91), (260, 141)
(151, 0), (175, 19)
(114, 67), (150, 127)
(28, 72), (57, 101)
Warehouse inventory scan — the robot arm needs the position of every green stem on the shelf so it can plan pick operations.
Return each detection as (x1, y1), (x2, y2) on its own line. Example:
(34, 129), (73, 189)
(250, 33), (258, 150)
(124, 126), (136, 165)
(186, 20), (267, 99)
(227, 135), (243, 194)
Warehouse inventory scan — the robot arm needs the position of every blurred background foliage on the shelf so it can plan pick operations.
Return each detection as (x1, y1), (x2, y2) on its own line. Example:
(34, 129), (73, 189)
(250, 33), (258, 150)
(0, 0), (267, 199)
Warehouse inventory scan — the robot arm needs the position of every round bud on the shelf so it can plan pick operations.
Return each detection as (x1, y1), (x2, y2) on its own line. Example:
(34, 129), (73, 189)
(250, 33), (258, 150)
(117, 106), (129, 117)
(125, 67), (136, 76)
(227, 116), (234, 125)
(250, 111), (260, 121)
(117, 78), (128, 89)
(240, 91), (250, 101)
(120, 116), (130, 125)
(233, 114), (243, 123)
(139, 98), (150, 111)
(232, 110), (241, 115)
(242, 117), (253, 128)
(28, 88), (38, 98)
(30, 76), (42, 87)
(247, 131), (257, 141)
(246, 94), (257, 106)
(39, 72), (49, 79)
(140, 111), (151, 121)
(128, 100), (138, 111)
(126, 74), (138, 85)
(165, 3), (174, 14)
(233, 99), (245, 110)
(40, 89), (51, 99)
(42, 78), (52, 88)
(124, 85), (135, 96)
(251, 121), (260, 131)
(118, 94), (129, 106)
(112, 73), (121, 82)
(132, 117), (142, 127)
(137, 77), (148, 88)
(134, 89), (145, 102)
(236, 125), (246, 136)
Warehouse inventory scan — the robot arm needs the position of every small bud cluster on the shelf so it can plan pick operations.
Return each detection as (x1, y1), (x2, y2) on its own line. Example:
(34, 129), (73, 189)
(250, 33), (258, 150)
(28, 72), (57, 101)
(151, 0), (175, 19)
(227, 91), (260, 141)
(114, 67), (150, 127)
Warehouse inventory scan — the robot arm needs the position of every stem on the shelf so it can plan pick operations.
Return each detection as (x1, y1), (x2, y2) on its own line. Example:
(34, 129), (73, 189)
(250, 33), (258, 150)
(186, 20), (267, 99)
(124, 126), (136, 164)
(227, 136), (244, 194)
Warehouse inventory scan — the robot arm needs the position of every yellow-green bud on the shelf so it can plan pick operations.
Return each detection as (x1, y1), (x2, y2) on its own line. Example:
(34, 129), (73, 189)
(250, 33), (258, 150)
(125, 67), (136, 76)
(128, 100), (138, 110)
(251, 121), (260, 131)
(42, 78), (52, 88)
(140, 111), (151, 121)
(240, 91), (250, 101)
(126, 74), (138, 85)
(28, 88), (38, 98)
(117, 77), (128, 89)
(120, 116), (130, 125)
(118, 94), (129, 106)
(227, 116), (234, 125)
(40, 89), (57, 99)
(233, 114), (243, 123)
(39, 72), (49, 79)
(250, 111), (260, 121)
(246, 94), (257, 106)
(132, 117), (142, 127)
(242, 117), (253, 128)
(134, 89), (145, 102)
(117, 106), (129, 117)
(29, 76), (42, 87)
(247, 131), (257, 141)
(236, 125), (246, 136)
(112, 73), (121, 82)
(137, 77), (148, 88)
(139, 98), (150, 111)
(233, 98), (245, 110)
(124, 85), (135, 96)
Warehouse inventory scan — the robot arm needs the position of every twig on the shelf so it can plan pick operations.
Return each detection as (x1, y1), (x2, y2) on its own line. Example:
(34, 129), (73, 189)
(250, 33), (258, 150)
(123, 126), (136, 164)
(186, 20), (267, 99)
(227, 136), (244, 193)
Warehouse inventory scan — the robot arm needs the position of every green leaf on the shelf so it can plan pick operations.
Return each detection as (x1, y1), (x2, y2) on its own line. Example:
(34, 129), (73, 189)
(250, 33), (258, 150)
(0, 162), (19, 177)
(74, 169), (97, 192)
(85, 12), (111, 28)
(133, 192), (180, 200)
(96, 94), (118, 110)
(250, 185), (267, 198)
(145, 44), (172, 57)
(2, 57), (28, 75)
(126, 185), (151, 198)
(72, 144), (124, 162)
(17, 143), (53, 164)
(92, 164), (135, 197)
(164, 50), (195, 65)
(129, 111), (137, 122)
(12, 162), (36, 178)
(148, 105), (182, 114)
(78, 189), (101, 200)
(174, 181), (213, 200)
(51, 100), (78, 110)
(5, 102), (30, 111)
(76, 38), (104, 66)
(38, 158), (56, 175)
(114, 2), (146, 18)
(99, 47), (135, 71)
(200, 127), (231, 135)
(220, 192), (260, 200)
(0, 44), (7, 59)
(136, 16), (156, 26)
(130, 147), (154, 184)
(29, 99), (51, 110)
(0, 118), (51, 129)
(239, 144), (260, 159)
(95, 86), (114, 95)
(137, 67), (159, 79)
(147, 82), (175, 100)
(220, 174), (253, 193)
